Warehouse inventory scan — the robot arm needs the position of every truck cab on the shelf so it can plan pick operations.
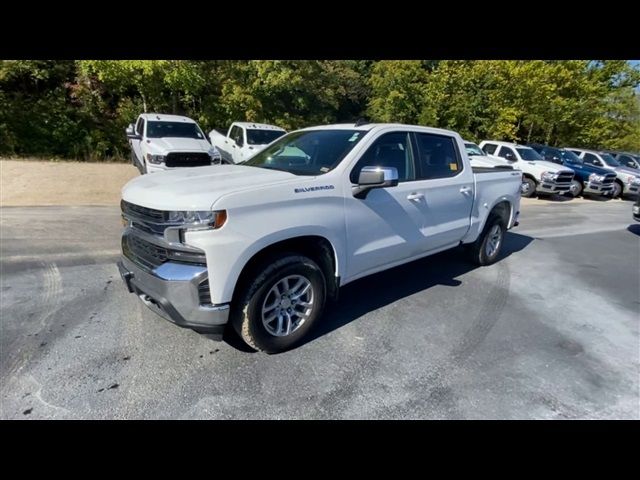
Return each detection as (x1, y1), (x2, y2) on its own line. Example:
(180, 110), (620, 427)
(479, 140), (575, 198)
(125, 114), (221, 174)
(528, 144), (616, 198)
(209, 122), (286, 164)
(566, 148), (640, 198)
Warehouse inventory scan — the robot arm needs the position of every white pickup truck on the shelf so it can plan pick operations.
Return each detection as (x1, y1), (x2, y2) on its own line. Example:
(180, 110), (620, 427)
(126, 114), (222, 174)
(209, 122), (286, 164)
(479, 140), (575, 198)
(118, 123), (522, 353)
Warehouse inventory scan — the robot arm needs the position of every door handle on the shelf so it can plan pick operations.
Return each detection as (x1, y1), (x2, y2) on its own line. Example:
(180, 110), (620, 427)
(407, 192), (424, 201)
(460, 186), (473, 194)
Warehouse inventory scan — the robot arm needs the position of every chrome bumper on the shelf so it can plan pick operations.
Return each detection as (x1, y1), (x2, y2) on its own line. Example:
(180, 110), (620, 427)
(584, 181), (614, 195)
(623, 183), (640, 195)
(538, 182), (572, 194)
(117, 256), (229, 334)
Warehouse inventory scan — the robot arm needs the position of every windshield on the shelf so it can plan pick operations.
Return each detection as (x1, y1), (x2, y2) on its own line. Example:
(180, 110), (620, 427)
(146, 121), (205, 139)
(560, 149), (582, 163)
(516, 147), (543, 161)
(600, 153), (620, 167)
(246, 129), (286, 145)
(242, 129), (367, 176)
(465, 143), (484, 156)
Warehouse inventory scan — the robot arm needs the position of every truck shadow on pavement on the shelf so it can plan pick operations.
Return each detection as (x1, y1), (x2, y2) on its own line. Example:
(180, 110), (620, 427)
(301, 231), (534, 347)
(627, 224), (640, 236)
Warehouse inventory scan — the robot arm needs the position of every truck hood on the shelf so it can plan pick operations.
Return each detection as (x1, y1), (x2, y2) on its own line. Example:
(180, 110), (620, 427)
(469, 154), (511, 168)
(564, 161), (610, 175)
(613, 165), (640, 178)
(523, 160), (570, 171)
(146, 137), (212, 154)
(122, 165), (298, 211)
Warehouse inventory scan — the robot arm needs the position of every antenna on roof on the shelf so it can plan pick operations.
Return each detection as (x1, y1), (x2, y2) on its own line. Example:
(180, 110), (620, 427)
(354, 118), (369, 127)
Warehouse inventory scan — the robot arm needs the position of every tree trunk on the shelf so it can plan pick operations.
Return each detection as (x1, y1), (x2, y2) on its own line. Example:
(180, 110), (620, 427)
(140, 91), (148, 113)
(545, 124), (554, 145)
(172, 92), (178, 114)
(527, 122), (534, 143)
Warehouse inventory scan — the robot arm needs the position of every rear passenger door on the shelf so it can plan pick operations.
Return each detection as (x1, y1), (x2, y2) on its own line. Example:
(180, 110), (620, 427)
(412, 132), (475, 249)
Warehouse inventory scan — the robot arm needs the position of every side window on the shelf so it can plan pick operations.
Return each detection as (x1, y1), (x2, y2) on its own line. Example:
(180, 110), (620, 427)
(497, 146), (516, 160)
(482, 143), (497, 155)
(350, 132), (415, 183)
(583, 153), (602, 166)
(619, 155), (636, 168)
(414, 133), (462, 180)
(136, 118), (145, 136)
(231, 126), (244, 146)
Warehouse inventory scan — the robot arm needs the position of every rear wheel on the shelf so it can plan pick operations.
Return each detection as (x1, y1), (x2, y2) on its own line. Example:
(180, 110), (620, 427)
(231, 254), (326, 353)
(520, 177), (536, 198)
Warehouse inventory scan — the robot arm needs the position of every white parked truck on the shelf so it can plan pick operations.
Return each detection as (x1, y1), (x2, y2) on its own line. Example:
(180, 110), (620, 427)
(479, 140), (575, 197)
(126, 114), (222, 174)
(118, 123), (522, 353)
(465, 141), (513, 169)
(209, 122), (286, 164)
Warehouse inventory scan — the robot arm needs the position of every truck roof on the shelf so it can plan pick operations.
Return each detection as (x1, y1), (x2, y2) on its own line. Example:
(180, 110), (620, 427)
(301, 123), (461, 137)
(234, 122), (286, 131)
(139, 113), (196, 123)
(481, 140), (533, 149)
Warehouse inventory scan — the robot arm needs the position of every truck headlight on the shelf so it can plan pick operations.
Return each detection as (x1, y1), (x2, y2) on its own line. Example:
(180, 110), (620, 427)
(627, 176), (640, 186)
(541, 171), (557, 182)
(167, 210), (227, 229)
(589, 173), (605, 182)
(146, 153), (165, 164)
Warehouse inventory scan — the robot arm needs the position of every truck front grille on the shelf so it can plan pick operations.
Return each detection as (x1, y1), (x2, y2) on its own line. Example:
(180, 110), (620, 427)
(123, 234), (168, 270)
(165, 152), (211, 168)
(122, 232), (206, 271)
(602, 174), (616, 185)
(122, 200), (166, 223)
(555, 171), (574, 184)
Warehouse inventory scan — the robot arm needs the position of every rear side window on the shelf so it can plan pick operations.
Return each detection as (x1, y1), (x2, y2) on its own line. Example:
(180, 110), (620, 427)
(230, 126), (244, 146)
(414, 133), (462, 179)
(350, 132), (415, 183)
(482, 143), (497, 155)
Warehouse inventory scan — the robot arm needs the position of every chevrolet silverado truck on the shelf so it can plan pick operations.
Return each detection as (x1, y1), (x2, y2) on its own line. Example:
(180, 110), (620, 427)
(126, 114), (222, 174)
(566, 148), (640, 199)
(209, 122), (286, 164)
(479, 140), (575, 198)
(118, 123), (522, 353)
(528, 144), (615, 198)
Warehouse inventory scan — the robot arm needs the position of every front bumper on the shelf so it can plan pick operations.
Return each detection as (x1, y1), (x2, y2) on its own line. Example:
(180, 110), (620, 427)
(584, 181), (614, 196)
(537, 182), (572, 194)
(623, 183), (640, 196)
(117, 256), (229, 334)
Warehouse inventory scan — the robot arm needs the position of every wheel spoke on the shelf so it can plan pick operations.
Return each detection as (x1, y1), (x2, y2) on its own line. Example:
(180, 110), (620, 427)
(291, 283), (311, 300)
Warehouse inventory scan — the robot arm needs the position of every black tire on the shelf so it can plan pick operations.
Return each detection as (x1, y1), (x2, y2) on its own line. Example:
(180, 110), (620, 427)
(520, 177), (536, 198)
(468, 214), (506, 266)
(230, 254), (326, 353)
(568, 180), (582, 198)
(612, 181), (623, 199)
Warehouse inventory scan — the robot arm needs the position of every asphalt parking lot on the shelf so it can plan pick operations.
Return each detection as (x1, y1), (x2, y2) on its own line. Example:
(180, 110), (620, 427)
(1, 197), (639, 419)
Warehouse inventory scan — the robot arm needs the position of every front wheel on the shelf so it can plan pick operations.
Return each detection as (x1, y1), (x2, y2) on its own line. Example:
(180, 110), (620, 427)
(611, 182), (623, 199)
(231, 254), (326, 353)
(520, 177), (536, 198)
(569, 180), (582, 197)
(468, 215), (506, 266)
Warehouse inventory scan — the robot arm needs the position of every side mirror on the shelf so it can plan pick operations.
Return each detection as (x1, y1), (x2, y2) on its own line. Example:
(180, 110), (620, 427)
(505, 153), (515, 161)
(353, 166), (399, 199)
(552, 156), (561, 163)
(126, 125), (141, 140)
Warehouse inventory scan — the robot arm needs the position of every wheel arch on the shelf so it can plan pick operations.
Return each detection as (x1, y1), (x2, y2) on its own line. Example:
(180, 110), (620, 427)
(231, 235), (340, 304)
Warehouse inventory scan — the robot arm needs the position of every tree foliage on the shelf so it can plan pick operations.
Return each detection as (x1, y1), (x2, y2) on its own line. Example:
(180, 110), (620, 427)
(0, 60), (638, 160)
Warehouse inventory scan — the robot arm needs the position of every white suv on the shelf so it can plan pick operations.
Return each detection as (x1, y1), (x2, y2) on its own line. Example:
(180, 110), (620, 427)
(479, 141), (575, 197)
